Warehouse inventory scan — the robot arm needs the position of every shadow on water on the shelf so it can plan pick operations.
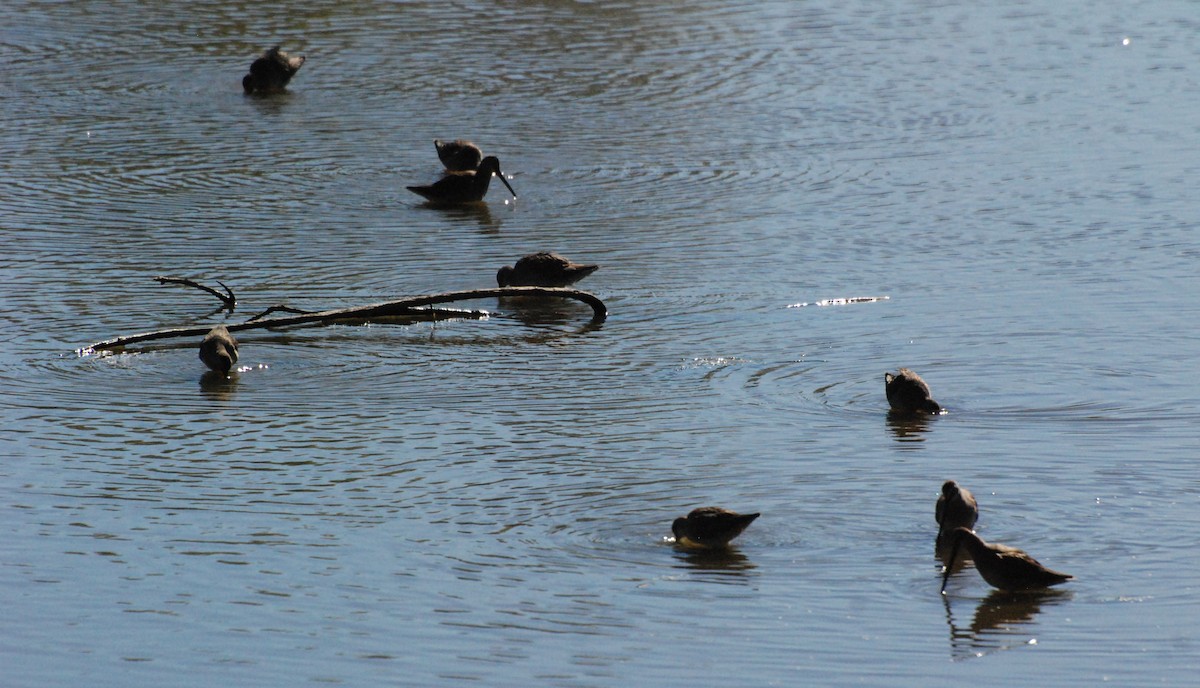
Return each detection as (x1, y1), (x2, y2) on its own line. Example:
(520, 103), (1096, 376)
(886, 410), (937, 442)
(943, 588), (1073, 660)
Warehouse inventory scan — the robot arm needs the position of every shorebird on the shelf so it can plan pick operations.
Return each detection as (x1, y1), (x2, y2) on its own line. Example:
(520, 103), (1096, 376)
(671, 507), (760, 550)
(941, 527), (1073, 592)
(885, 368), (943, 414)
(199, 325), (239, 374)
(435, 139), (483, 172)
(936, 480), (979, 562)
(243, 46), (305, 94)
(496, 252), (599, 288)
(406, 156), (516, 204)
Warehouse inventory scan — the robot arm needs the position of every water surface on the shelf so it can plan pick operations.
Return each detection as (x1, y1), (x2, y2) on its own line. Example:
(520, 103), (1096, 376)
(2, 0), (1199, 685)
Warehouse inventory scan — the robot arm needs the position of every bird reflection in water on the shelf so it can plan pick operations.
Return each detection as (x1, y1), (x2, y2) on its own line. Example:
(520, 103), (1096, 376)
(938, 548), (972, 577)
(500, 297), (600, 329)
(413, 200), (501, 234)
(199, 369), (239, 399)
(886, 410), (936, 441)
(943, 588), (1072, 660)
(673, 546), (756, 574)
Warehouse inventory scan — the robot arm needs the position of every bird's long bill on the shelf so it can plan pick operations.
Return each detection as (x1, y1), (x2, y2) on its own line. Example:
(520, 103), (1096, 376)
(494, 170), (517, 199)
(940, 540), (962, 594)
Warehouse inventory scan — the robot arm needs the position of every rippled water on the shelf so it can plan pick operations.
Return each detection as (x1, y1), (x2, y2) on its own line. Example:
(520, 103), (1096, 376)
(3, 0), (1199, 685)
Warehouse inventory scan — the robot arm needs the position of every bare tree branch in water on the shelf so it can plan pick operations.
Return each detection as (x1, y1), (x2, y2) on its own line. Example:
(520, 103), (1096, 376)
(154, 276), (237, 310)
(246, 305), (316, 321)
(78, 287), (607, 355)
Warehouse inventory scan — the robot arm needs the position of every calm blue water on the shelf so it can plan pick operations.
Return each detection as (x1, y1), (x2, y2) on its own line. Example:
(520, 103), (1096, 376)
(2, 0), (1199, 685)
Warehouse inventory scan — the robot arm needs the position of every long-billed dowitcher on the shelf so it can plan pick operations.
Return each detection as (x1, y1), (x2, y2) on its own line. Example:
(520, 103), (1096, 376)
(941, 527), (1073, 592)
(496, 252), (599, 288)
(406, 156), (516, 204)
(243, 46), (305, 94)
(885, 368), (943, 414)
(671, 507), (760, 549)
(434, 139), (483, 172)
(199, 325), (239, 374)
(936, 480), (979, 562)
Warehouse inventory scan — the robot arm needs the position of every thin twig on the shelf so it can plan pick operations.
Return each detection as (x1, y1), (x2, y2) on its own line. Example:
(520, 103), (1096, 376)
(78, 287), (606, 355)
(246, 304), (316, 322)
(154, 276), (237, 310)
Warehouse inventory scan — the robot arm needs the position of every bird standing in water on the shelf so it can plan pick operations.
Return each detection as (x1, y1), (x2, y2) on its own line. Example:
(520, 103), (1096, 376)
(407, 156), (516, 204)
(243, 46), (305, 94)
(435, 139), (483, 172)
(885, 368), (943, 414)
(935, 480), (979, 562)
(199, 325), (239, 374)
(496, 252), (599, 288)
(671, 507), (760, 549)
(941, 527), (1073, 593)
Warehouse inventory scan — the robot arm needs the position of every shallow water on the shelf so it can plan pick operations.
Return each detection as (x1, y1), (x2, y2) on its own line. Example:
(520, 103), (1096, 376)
(3, 0), (1199, 685)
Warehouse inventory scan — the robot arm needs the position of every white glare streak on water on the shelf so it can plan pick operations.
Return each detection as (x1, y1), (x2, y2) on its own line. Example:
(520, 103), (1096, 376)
(2, 0), (1200, 686)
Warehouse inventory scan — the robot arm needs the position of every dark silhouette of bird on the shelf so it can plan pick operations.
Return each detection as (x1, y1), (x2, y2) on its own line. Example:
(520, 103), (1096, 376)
(671, 507), (760, 550)
(936, 481), (979, 563)
(199, 325), (239, 374)
(243, 46), (305, 94)
(941, 527), (1073, 593)
(406, 156), (516, 204)
(435, 139), (483, 172)
(885, 368), (942, 414)
(496, 252), (599, 288)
